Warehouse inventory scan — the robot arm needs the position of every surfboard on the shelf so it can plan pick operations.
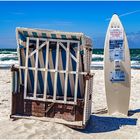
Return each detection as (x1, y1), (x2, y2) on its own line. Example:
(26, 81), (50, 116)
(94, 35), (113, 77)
(104, 14), (131, 115)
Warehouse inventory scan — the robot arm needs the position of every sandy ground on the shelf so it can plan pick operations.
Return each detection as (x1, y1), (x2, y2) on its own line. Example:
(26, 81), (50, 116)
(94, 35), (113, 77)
(0, 69), (140, 139)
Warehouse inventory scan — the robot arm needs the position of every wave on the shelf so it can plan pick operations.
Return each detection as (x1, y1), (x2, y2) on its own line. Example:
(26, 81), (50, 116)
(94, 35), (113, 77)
(0, 60), (18, 68)
(0, 49), (17, 54)
(0, 54), (18, 61)
(92, 54), (104, 58)
(0, 50), (18, 68)
(92, 54), (103, 61)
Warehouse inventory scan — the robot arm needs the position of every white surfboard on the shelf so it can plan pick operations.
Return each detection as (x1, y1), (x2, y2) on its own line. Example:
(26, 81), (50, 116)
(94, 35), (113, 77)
(104, 14), (131, 115)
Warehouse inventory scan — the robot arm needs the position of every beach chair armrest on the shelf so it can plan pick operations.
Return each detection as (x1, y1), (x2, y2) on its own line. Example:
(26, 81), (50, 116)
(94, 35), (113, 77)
(11, 65), (19, 72)
(84, 73), (95, 80)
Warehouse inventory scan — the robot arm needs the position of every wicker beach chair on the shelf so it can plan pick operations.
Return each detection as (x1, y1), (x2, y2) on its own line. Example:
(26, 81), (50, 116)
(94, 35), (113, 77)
(11, 27), (94, 129)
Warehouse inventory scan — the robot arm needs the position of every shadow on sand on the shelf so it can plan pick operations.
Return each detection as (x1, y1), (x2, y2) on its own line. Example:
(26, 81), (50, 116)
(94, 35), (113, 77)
(80, 115), (137, 133)
(128, 109), (140, 116)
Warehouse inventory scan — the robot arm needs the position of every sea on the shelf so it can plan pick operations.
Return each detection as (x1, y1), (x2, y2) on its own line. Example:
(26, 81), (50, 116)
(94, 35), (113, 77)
(0, 48), (140, 69)
(0, 49), (18, 68)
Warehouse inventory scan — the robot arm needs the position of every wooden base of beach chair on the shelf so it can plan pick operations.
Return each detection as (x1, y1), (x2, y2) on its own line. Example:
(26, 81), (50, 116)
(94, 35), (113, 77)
(11, 91), (86, 129)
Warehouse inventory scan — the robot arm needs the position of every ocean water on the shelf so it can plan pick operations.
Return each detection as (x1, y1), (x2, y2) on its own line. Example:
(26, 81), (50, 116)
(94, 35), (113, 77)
(0, 48), (140, 69)
(0, 49), (18, 68)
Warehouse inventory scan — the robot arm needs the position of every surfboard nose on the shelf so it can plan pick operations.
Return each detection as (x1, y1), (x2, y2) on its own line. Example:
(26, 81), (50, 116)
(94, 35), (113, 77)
(109, 14), (122, 29)
(113, 13), (119, 17)
(111, 14), (119, 20)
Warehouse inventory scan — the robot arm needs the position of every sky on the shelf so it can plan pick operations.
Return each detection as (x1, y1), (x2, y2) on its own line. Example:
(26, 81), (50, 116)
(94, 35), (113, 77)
(0, 1), (140, 48)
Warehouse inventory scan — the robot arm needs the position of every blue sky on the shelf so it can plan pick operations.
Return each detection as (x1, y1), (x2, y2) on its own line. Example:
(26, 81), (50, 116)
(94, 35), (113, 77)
(0, 1), (140, 48)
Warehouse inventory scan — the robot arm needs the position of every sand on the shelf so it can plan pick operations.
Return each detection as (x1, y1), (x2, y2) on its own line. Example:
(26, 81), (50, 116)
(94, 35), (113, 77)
(0, 69), (140, 139)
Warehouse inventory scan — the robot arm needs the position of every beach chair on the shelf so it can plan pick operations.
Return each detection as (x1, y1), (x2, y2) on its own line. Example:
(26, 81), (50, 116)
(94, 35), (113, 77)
(10, 27), (94, 129)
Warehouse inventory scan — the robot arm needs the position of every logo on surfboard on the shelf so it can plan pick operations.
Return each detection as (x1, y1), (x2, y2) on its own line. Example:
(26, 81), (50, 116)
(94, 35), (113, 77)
(109, 28), (125, 82)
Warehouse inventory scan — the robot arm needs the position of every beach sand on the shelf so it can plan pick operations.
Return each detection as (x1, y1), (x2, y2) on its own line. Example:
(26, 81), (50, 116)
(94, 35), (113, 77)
(0, 69), (140, 139)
